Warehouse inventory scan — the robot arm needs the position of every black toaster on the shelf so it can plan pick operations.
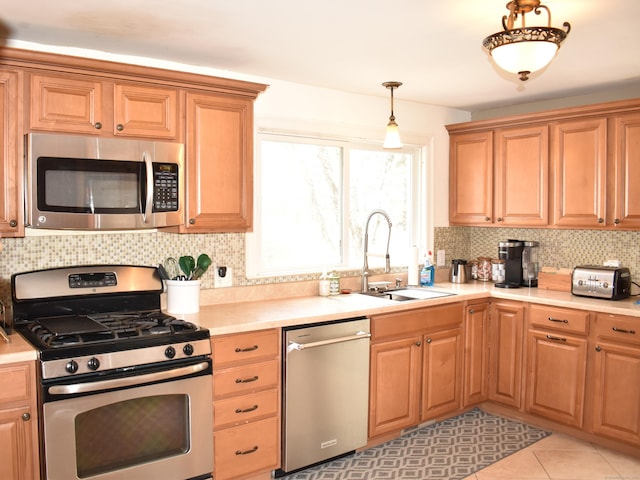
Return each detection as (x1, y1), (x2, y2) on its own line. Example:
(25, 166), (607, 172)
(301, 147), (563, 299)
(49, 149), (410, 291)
(571, 266), (631, 300)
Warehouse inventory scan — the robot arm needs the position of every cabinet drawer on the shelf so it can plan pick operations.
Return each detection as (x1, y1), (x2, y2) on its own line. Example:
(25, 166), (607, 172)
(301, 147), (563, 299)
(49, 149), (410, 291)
(593, 314), (640, 345)
(213, 416), (279, 480)
(0, 363), (33, 404)
(212, 329), (279, 366)
(214, 388), (279, 429)
(214, 359), (279, 398)
(372, 303), (463, 340)
(529, 304), (589, 335)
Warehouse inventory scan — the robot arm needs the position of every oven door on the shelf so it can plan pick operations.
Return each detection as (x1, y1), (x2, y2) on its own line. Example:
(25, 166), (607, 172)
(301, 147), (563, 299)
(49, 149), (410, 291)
(42, 360), (213, 480)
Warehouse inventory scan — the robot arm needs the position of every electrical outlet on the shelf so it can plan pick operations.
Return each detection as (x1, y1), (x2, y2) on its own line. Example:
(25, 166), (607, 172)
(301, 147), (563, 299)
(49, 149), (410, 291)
(214, 266), (233, 288)
(436, 250), (446, 267)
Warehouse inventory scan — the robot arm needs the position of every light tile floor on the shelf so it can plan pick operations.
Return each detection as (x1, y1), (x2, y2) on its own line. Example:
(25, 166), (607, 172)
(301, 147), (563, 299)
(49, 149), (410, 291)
(463, 433), (640, 480)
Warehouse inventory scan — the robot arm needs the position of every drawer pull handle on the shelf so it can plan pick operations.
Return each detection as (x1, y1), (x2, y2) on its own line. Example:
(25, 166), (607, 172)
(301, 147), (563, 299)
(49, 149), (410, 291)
(548, 317), (568, 324)
(546, 335), (566, 342)
(235, 375), (259, 384)
(235, 345), (259, 353)
(236, 404), (259, 414)
(612, 327), (636, 335)
(236, 445), (259, 456)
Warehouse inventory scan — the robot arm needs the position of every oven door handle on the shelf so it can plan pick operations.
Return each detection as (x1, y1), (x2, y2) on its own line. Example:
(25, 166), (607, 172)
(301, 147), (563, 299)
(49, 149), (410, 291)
(48, 361), (210, 396)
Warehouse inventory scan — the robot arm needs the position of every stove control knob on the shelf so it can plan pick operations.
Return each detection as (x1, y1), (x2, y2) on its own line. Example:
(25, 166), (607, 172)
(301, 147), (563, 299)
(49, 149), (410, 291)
(165, 346), (176, 359)
(87, 357), (100, 371)
(183, 344), (194, 356)
(65, 360), (79, 374)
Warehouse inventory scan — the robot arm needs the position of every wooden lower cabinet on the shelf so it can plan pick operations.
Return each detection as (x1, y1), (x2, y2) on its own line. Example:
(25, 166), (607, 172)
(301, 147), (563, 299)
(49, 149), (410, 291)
(368, 303), (463, 438)
(211, 329), (280, 480)
(591, 314), (640, 446)
(0, 362), (39, 480)
(525, 305), (589, 428)
(488, 300), (525, 408)
(463, 301), (490, 406)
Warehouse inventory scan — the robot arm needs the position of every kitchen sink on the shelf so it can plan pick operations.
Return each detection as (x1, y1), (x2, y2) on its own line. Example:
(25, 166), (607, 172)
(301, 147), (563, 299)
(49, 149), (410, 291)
(358, 288), (456, 302)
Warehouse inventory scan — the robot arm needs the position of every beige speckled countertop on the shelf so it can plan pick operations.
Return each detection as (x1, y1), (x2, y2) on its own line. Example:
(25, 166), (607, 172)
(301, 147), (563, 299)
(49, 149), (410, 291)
(174, 281), (640, 336)
(3, 280), (639, 365)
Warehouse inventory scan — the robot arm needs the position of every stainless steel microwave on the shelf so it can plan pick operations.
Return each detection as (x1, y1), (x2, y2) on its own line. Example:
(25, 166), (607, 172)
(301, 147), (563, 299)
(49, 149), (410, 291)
(25, 133), (185, 230)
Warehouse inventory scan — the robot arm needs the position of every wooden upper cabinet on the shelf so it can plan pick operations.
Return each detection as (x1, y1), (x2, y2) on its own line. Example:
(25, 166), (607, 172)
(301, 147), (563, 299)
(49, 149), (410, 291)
(611, 112), (640, 228)
(0, 69), (22, 236)
(551, 117), (607, 227)
(30, 73), (180, 139)
(184, 92), (254, 233)
(494, 125), (549, 226)
(449, 131), (493, 224)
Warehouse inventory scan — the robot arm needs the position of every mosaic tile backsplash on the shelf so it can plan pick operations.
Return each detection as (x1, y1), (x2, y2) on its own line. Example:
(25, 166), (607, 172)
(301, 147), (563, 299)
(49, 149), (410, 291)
(434, 226), (640, 284)
(1, 226), (639, 309)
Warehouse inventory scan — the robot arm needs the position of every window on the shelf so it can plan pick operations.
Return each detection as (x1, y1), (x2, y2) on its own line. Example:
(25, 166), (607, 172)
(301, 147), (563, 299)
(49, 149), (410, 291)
(247, 132), (426, 278)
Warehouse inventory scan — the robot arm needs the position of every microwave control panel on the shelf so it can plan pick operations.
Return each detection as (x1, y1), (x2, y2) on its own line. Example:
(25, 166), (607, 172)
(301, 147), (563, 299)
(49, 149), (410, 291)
(153, 163), (179, 212)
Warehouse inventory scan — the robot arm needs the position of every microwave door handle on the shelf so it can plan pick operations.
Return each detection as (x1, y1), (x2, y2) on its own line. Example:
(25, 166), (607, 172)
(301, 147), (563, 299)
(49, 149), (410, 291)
(142, 151), (154, 224)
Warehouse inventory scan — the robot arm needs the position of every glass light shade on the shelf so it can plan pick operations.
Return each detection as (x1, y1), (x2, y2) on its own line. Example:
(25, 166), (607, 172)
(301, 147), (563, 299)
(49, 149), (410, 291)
(491, 39), (558, 74)
(383, 121), (402, 149)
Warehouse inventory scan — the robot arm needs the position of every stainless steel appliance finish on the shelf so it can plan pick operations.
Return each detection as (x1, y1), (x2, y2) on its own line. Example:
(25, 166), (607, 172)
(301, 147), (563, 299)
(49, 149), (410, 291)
(450, 259), (468, 283)
(26, 132), (185, 230)
(572, 265), (631, 300)
(277, 317), (371, 476)
(12, 265), (213, 480)
(522, 241), (540, 287)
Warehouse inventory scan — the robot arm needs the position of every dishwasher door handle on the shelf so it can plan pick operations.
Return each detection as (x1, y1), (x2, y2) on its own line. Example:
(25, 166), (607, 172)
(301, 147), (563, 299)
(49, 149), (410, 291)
(287, 330), (371, 353)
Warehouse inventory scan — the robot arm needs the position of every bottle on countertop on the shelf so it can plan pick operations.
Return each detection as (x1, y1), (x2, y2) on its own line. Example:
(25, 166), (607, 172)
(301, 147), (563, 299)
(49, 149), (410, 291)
(419, 251), (435, 287)
(319, 270), (330, 296)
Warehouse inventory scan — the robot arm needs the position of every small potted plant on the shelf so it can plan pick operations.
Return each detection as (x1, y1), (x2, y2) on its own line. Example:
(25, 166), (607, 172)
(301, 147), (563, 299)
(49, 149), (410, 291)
(165, 254), (212, 314)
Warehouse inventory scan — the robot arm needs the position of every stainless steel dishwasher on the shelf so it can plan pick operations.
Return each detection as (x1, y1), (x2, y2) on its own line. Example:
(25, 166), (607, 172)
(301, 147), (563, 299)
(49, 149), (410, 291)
(276, 316), (371, 476)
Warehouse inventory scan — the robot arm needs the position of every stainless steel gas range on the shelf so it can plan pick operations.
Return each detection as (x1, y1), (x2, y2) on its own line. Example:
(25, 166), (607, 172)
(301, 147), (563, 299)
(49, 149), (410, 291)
(11, 265), (213, 480)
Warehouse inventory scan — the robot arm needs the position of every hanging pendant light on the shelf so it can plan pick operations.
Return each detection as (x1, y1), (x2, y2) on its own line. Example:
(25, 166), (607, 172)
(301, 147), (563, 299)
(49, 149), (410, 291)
(382, 81), (402, 149)
(482, 0), (571, 81)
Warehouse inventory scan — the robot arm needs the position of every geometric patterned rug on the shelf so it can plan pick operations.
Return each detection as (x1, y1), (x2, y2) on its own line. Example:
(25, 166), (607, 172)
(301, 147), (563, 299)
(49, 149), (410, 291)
(285, 408), (551, 480)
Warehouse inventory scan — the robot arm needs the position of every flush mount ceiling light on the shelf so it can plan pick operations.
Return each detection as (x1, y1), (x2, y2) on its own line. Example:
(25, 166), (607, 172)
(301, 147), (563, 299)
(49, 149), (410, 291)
(382, 81), (402, 149)
(482, 0), (571, 81)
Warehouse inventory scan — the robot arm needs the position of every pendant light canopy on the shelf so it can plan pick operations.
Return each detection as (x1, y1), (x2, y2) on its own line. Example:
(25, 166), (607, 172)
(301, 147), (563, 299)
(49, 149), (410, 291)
(483, 0), (571, 81)
(382, 81), (402, 149)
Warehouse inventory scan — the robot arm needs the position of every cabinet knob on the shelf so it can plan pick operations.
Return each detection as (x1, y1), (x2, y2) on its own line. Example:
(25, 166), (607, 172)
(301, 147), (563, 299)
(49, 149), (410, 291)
(595, 345), (601, 352)
(426, 338), (432, 344)
(116, 124), (124, 131)
(469, 308), (475, 314)
(484, 216), (490, 222)
(496, 217), (503, 222)
(9, 220), (17, 227)
(614, 218), (620, 224)
(94, 122), (102, 130)
(598, 217), (604, 223)
(22, 412), (30, 421)
(415, 341), (421, 347)
(189, 218), (196, 225)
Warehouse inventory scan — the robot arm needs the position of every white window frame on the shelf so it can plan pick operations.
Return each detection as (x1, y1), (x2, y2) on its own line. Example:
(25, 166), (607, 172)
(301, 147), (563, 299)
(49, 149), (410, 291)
(246, 130), (431, 279)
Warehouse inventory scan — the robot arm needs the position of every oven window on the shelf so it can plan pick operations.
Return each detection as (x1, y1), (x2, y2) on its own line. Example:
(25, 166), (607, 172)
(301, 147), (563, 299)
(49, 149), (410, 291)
(75, 394), (189, 478)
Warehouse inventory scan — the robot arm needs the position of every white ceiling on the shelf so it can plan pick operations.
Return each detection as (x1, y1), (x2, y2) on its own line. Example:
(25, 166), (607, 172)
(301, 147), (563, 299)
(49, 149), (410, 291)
(2, 0), (640, 111)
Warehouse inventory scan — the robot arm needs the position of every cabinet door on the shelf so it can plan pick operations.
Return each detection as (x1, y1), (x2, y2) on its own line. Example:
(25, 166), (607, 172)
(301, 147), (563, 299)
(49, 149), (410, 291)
(30, 73), (105, 134)
(369, 336), (421, 437)
(592, 340), (640, 446)
(489, 301), (524, 408)
(494, 125), (549, 226)
(551, 118), (607, 227)
(449, 131), (493, 225)
(0, 70), (21, 236)
(463, 302), (489, 406)
(185, 92), (254, 232)
(0, 406), (37, 480)
(421, 327), (462, 421)
(612, 112), (640, 228)
(526, 330), (587, 427)
(113, 83), (179, 139)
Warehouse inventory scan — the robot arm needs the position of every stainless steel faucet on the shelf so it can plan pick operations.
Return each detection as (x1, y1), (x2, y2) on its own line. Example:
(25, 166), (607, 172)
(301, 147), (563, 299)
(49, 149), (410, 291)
(362, 209), (392, 292)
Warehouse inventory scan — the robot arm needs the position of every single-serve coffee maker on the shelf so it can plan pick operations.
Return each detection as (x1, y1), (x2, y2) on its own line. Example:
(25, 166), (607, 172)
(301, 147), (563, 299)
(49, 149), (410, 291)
(495, 240), (523, 288)
(522, 241), (540, 287)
